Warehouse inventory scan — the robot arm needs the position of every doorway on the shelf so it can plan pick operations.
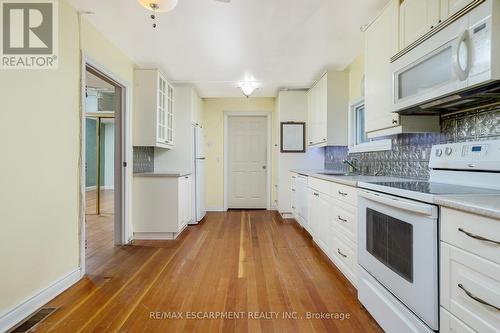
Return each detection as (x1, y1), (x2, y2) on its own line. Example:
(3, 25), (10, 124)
(224, 113), (271, 210)
(83, 64), (124, 274)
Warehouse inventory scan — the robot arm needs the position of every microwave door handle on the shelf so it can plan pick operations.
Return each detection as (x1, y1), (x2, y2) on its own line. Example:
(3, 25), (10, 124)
(452, 30), (471, 81)
(358, 190), (435, 216)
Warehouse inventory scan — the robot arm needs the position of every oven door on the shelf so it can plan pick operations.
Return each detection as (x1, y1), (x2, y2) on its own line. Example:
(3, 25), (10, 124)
(358, 189), (439, 329)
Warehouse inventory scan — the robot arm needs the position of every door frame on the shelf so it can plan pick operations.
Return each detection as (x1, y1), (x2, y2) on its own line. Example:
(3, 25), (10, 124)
(223, 111), (272, 211)
(80, 54), (132, 278)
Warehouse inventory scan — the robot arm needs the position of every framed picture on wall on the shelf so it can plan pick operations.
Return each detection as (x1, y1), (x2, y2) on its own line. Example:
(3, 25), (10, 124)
(280, 122), (306, 153)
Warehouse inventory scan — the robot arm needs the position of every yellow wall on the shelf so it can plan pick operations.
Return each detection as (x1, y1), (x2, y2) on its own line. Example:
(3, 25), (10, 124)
(0, 0), (80, 315)
(0, 0), (137, 320)
(203, 98), (276, 209)
(348, 54), (365, 101)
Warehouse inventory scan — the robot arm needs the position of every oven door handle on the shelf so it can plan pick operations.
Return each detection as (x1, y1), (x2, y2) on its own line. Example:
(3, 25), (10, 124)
(359, 190), (436, 216)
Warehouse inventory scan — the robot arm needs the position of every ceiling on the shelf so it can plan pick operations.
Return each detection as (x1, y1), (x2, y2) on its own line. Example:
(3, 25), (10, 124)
(68, 0), (389, 97)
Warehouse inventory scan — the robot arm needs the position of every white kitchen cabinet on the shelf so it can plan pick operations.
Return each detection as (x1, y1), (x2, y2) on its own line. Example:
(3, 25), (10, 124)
(304, 176), (359, 287)
(296, 175), (309, 229)
(132, 174), (193, 240)
(440, 208), (500, 333)
(364, 0), (400, 137)
(290, 173), (298, 217)
(440, 0), (475, 20)
(399, 0), (440, 49)
(307, 71), (349, 147)
(134, 69), (174, 149)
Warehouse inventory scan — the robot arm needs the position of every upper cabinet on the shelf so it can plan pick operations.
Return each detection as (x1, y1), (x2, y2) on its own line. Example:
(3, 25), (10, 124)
(134, 69), (174, 149)
(364, 0), (400, 136)
(400, 0), (440, 49)
(364, 0), (440, 138)
(399, 0), (476, 50)
(307, 70), (349, 147)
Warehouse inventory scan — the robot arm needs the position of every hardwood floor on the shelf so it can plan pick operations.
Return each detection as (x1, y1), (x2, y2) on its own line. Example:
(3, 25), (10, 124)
(85, 189), (115, 275)
(34, 210), (381, 333)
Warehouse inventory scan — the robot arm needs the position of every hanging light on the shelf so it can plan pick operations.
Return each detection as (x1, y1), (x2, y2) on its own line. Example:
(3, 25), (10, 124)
(137, 0), (178, 28)
(238, 81), (258, 98)
(137, 0), (178, 12)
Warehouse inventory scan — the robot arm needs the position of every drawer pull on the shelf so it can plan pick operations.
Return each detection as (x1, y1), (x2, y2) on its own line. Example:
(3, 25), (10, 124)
(292, 189), (296, 192)
(458, 284), (500, 312)
(458, 228), (500, 245)
(292, 206), (296, 209)
(338, 191), (348, 196)
(313, 192), (319, 197)
(337, 249), (347, 258)
(337, 216), (347, 223)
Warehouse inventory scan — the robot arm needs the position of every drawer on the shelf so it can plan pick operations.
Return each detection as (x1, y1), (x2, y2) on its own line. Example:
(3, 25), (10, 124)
(440, 307), (475, 333)
(441, 243), (500, 333)
(290, 173), (297, 190)
(331, 182), (357, 206)
(441, 208), (500, 265)
(332, 199), (357, 243)
(331, 230), (357, 286)
(308, 177), (331, 195)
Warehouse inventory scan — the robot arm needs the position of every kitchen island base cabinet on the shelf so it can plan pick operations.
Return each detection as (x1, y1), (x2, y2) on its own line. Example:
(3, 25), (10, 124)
(133, 175), (193, 240)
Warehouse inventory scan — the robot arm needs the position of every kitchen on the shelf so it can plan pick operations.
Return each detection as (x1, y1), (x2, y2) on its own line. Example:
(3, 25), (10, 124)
(0, 0), (499, 332)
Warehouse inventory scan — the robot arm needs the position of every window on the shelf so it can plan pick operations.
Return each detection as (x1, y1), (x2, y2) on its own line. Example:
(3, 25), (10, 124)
(348, 98), (392, 153)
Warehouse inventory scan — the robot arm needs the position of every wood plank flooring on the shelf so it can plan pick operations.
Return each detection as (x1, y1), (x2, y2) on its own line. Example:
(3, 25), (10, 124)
(34, 209), (381, 333)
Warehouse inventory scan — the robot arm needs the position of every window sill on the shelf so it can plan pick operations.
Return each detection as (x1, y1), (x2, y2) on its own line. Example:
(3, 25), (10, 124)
(348, 139), (392, 154)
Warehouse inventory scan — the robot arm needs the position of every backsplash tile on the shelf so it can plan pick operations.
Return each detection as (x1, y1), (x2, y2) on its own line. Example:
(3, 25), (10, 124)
(325, 105), (500, 179)
(133, 147), (154, 173)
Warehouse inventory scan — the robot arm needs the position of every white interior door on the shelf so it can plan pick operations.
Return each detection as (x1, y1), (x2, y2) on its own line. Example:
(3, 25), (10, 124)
(227, 116), (268, 209)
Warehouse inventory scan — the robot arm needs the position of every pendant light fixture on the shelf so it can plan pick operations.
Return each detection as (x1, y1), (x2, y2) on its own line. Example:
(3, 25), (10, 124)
(137, 0), (178, 28)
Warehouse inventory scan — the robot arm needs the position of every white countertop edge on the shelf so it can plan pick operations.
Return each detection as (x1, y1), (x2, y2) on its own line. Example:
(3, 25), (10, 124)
(434, 195), (500, 220)
(134, 171), (192, 177)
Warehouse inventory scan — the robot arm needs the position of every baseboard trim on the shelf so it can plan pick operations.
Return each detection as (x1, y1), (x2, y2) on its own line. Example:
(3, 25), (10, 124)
(0, 268), (81, 332)
(205, 206), (225, 212)
(133, 232), (176, 240)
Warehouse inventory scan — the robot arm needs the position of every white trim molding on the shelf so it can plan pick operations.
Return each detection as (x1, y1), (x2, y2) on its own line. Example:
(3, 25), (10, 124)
(0, 269), (81, 333)
(223, 111), (273, 211)
(348, 139), (392, 154)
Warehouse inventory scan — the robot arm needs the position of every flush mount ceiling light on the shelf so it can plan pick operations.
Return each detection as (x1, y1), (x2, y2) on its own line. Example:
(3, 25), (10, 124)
(238, 81), (258, 98)
(137, 0), (178, 28)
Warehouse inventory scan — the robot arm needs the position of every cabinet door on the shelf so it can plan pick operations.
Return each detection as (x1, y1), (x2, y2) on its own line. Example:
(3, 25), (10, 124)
(166, 84), (174, 145)
(317, 193), (331, 252)
(317, 76), (328, 144)
(157, 75), (167, 143)
(307, 189), (316, 237)
(365, 0), (400, 134)
(440, 0), (474, 20)
(400, 0), (440, 49)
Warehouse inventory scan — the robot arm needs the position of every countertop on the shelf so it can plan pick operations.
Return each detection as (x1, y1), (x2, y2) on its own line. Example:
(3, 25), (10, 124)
(290, 169), (410, 187)
(434, 195), (500, 220)
(134, 171), (192, 177)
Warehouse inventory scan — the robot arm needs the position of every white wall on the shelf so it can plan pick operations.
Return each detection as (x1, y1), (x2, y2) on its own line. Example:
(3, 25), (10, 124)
(276, 91), (324, 213)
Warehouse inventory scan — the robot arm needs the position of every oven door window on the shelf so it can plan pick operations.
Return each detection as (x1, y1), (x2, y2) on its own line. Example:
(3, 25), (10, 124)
(366, 208), (413, 282)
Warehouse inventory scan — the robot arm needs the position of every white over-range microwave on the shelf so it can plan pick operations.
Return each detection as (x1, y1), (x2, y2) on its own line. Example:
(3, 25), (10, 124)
(392, 0), (500, 115)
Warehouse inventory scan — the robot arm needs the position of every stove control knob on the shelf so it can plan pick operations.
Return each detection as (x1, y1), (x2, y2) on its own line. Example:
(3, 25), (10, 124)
(445, 147), (453, 156)
(436, 149), (443, 157)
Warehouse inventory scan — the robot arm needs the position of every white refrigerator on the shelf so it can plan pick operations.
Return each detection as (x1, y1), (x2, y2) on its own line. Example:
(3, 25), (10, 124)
(194, 125), (206, 222)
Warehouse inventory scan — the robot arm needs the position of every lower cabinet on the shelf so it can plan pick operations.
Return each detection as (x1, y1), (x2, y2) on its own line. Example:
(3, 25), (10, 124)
(440, 208), (500, 333)
(133, 174), (193, 240)
(306, 177), (358, 287)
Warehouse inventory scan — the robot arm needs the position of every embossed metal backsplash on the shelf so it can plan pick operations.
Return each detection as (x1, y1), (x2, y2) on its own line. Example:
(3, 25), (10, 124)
(133, 147), (154, 173)
(325, 106), (500, 179)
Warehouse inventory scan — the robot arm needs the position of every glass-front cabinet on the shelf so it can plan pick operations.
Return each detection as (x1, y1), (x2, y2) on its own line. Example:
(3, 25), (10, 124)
(134, 69), (174, 149)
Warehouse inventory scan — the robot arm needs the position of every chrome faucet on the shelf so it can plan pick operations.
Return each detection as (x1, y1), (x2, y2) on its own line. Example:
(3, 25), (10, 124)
(342, 158), (359, 173)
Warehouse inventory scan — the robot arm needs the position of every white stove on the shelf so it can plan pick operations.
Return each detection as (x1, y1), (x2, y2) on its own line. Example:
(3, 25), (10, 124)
(356, 140), (500, 333)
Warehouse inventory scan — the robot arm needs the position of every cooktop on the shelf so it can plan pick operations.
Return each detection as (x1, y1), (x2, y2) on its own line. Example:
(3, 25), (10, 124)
(368, 181), (500, 195)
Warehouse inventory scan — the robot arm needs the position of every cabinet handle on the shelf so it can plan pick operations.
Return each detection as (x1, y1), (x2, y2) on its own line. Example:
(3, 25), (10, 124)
(458, 228), (500, 245)
(185, 176), (189, 179)
(323, 138), (326, 141)
(430, 25), (434, 29)
(292, 206), (296, 209)
(337, 249), (347, 258)
(338, 191), (348, 196)
(292, 189), (296, 192)
(337, 216), (347, 223)
(458, 284), (500, 311)
(392, 119), (398, 124)
(313, 192), (319, 197)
